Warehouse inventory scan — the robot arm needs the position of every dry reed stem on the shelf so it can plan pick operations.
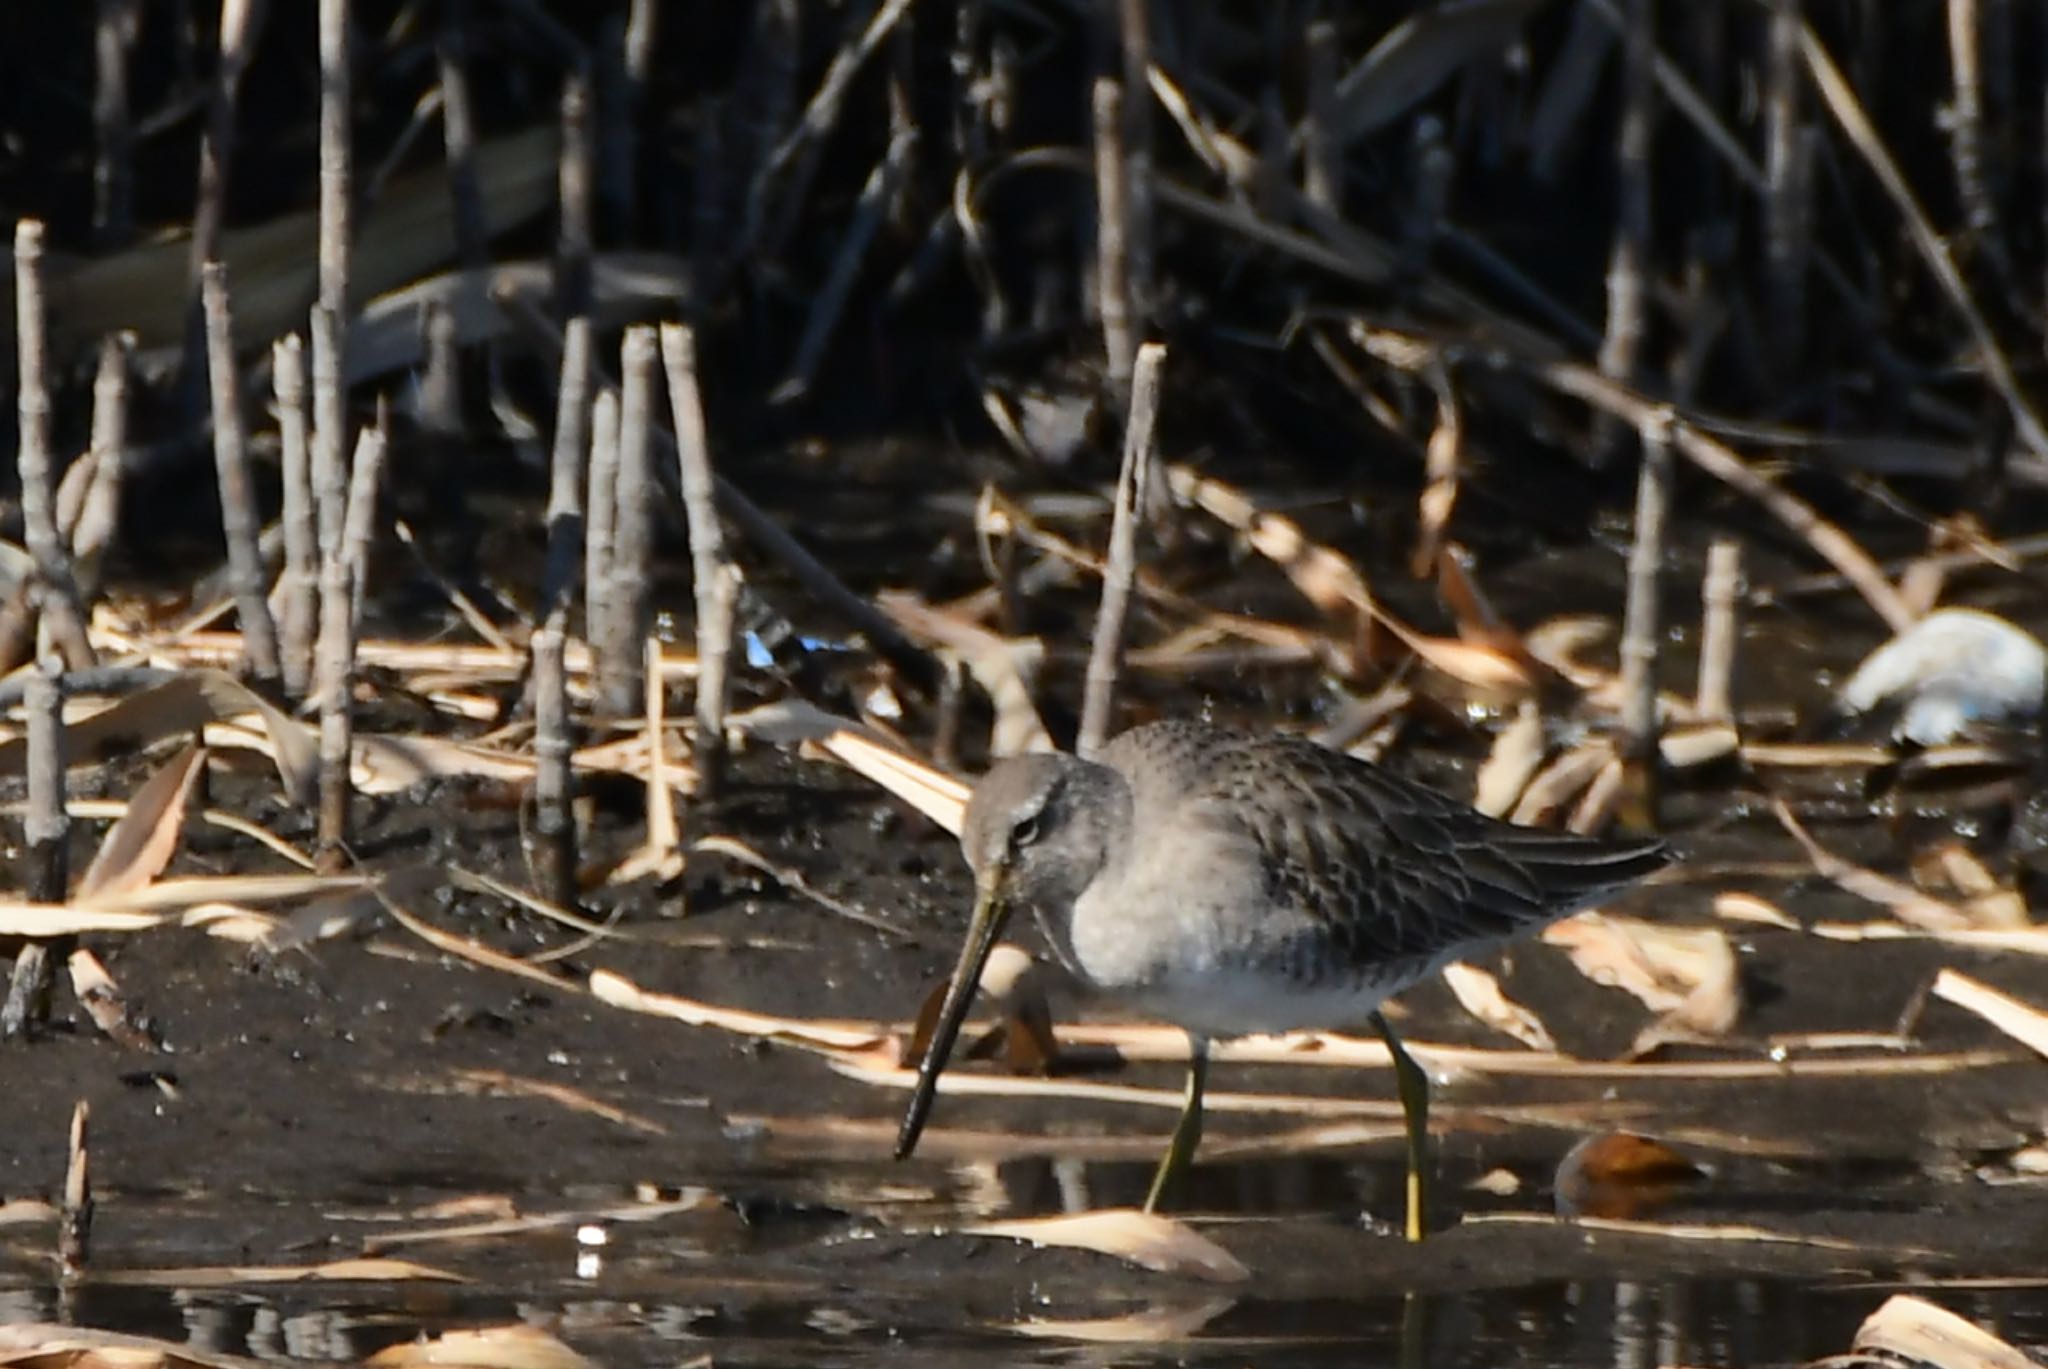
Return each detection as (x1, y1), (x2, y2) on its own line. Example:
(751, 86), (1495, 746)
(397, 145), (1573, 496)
(1092, 77), (1134, 399)
(274, 334), (316, 695)
(662, 323), (733, 796)
(1618, 414), (1670, 767)
(201, 261), (281, 682)
(540, 316), (592, 625)
(92, 0), (138, 247)
(310, 305), (347, 561)
(436, 0), (490, 272)
(339, 408), (389, 627)
(318, 0), (352, 316)
(530, 625), (576, 909)
(600, 327), (659, 715)
(13, 221), (93, 672)
(1762, 0), (1809, 369)
(583, 386), (621, 681)
(1696, 538), (1742, 722)
(1078, 341), (1166, 760)
(2, 659), (69, 1039)
(556, 64), (594, 318)
(1593, 0), (1654, 459)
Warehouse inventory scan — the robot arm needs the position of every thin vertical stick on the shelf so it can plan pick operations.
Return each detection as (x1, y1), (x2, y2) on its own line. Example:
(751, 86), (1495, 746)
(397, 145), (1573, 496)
(188, 0), (262, 303)
(1092, 77), (1134, 401)
(276, 334), (316, 697)
(1763, 0), (1808, 370)
(2, 658), (68, 1039)
(531, 625), (576, 908)
(541, 317), (592, 624)
(1303, 20), (1341, 210)
(436, 0), (490, 271)
(1077, 341), (1166, 760)
(310, 305), (348, 562)
(1116, 0), (1154, 329)
(1595, 0), (1654, 457)
(319, 0), (353, 317)
(58, 1100), (91, 1280)
(584, 388), (621, 687)
(14, 221), (94, 672)
(661, 323), (733, 797)
(92, 0), (138, 248)
(201, 261), (281, 683)
(1696, 538), (1743, 723)
(557, 65), (594, 320)
(1946, 0), (2000, 268)
(1619, 417), (1672, 773)
(600, 329), (658, 716)
(316, 422), (384, 871)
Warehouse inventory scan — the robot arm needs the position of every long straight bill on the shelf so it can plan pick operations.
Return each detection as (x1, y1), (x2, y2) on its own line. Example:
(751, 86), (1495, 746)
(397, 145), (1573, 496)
(894, 880), (1012, 1159)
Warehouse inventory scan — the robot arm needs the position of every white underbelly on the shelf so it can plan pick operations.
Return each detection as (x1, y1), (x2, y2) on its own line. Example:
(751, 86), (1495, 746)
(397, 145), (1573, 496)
(1117, 967), (1411, 1040)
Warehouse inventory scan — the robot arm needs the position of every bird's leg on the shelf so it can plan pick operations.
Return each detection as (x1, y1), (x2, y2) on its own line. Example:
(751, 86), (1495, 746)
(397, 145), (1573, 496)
(1143, 1033), (1209, 1214)
(1371, 1009), (1431, 1242)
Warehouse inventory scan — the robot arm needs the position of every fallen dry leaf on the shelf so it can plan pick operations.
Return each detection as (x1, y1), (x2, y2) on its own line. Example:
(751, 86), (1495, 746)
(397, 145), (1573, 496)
(74, 744), (206, 902)
(1544, 913), (1742, 1044)
(1853, 1293), (2036, 1369)
(960, 1209), (1249, 1282)
(1441, 961), (1555, 1050)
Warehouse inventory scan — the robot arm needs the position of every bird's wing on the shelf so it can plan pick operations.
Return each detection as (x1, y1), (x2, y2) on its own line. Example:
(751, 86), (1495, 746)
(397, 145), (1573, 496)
(1197, 733), (1668, 969)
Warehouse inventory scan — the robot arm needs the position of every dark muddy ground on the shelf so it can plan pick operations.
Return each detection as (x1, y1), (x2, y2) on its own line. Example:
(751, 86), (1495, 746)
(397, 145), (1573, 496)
(4, 700), (2048, 1366)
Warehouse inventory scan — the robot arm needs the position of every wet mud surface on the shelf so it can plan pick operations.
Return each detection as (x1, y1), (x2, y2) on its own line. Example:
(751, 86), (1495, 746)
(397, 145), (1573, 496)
(5, 734), (2048, 1367)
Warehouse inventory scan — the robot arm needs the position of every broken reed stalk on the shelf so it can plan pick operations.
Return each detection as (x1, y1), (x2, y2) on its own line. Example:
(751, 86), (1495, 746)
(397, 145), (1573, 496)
(1092, 77), (1135, 401)
(1763, 0), (1809, 371)
(310, 305), (348, 561)
(1593, 0), (1654, 460)
(530, 625), (577, 908)
(540, 316), (592, 625)
(201, 261), (282, 683)
(341, 408), (389, 629)
(1077, 341), (1166, 760)
(14, 220), (93, 672)
(318, 0), (352, 317)
(600, 328), (659, 715)
(661, 323), (734, 797)
(59, 1100), (91, 1280)
(2, 659), (68, 1040)
(92, 0), (137, 248)
(774, 128), (916, 403)
(1696, 537), (1743, 723)
(584, 387), (621, 689)
(1618, 414), (1672, 784)
(275, 334), (316, 695)
(418, 303), (461, 437)
(75, 333), (131, 599)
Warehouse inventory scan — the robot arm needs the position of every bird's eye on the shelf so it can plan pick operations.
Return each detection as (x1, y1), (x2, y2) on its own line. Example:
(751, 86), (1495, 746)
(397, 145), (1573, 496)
(1012, 813), (1043, 849)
